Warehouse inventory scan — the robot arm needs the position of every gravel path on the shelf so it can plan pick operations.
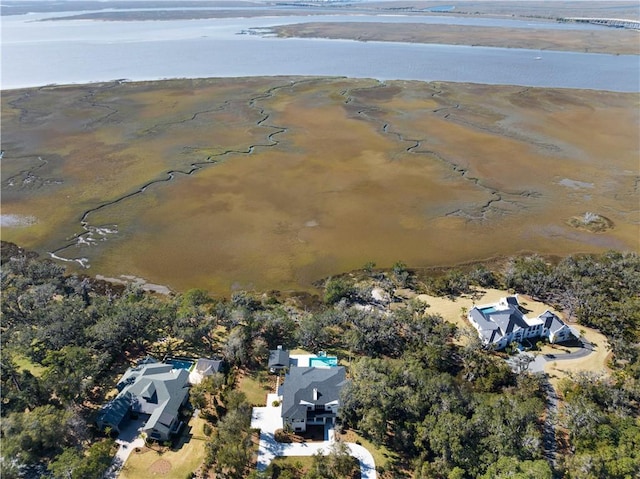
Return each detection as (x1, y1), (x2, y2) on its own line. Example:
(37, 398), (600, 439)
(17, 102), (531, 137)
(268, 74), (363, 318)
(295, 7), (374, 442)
(541, 378), (559, 472)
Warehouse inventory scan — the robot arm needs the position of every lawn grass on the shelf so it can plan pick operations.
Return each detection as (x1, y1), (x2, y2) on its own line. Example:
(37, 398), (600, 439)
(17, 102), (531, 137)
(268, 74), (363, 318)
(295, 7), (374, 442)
(271, 455), (315, 470)
(119, 415), (208, 479)
(338, 429), (398, 470)
(269, 454), (359, 478)
(237, 371), (274, 406)
(289, 348), (312, 355)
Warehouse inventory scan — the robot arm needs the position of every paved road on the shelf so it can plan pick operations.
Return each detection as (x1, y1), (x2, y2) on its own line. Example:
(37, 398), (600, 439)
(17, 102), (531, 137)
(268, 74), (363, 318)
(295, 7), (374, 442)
(251, 394), (377, 479)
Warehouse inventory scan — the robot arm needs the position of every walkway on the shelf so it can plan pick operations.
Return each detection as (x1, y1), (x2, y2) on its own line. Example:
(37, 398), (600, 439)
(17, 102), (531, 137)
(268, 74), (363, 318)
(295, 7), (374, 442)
(540, 377), (559, 470)
(251, 394), (376, 479)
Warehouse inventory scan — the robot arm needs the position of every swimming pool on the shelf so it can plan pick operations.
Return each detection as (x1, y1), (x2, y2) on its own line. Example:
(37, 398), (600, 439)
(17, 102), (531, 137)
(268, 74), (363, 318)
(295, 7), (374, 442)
(309, 356), (338, 368)
(479, 306), (498, 315)
(167, 358), (194, 371)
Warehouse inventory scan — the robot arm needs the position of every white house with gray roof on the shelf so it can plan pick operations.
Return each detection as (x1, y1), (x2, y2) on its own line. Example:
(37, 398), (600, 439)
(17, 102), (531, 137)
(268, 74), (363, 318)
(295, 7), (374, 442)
(280, 366), (347, 433)
(468, 296), (577, 350)
(97, 359), (190, 441)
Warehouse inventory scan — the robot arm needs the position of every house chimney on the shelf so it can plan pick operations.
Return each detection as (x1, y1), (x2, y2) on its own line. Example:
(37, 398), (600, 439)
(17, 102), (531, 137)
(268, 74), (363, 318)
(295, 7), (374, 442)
(313, 388), (318, 401)
(277, 345), (282, 350)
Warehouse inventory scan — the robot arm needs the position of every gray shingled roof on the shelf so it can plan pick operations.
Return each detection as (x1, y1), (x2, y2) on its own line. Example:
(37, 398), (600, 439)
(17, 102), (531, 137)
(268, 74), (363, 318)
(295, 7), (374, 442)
(194, 358), (224, 375)
(117, 362), (173, 391)
(281, 367), (347, 422)
(490, 309), (529, 335)
(469, 300), (528, 345)
(98, 362), (189, 437)
(126, 368), (188, 415)
(470, 308), (497, 332)
(268, 349), (290, 368)
(97, 393), (131, 430)
(540, 311), (566, 333)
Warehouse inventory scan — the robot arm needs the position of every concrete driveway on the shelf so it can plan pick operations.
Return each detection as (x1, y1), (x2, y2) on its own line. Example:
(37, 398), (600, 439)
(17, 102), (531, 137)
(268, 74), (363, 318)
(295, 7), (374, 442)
(251, 394), (376, 479)
(543, 339), (594, 361)
(103, 417), (146, 479)
(251, 394), (284, 471)
(512, 339), (595, 374)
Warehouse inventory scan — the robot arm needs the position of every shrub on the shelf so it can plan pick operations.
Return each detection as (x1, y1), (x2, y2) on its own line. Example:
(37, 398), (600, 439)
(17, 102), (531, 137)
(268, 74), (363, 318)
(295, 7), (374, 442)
(274, 428), (292, 443)
(324, 277), (354, 304)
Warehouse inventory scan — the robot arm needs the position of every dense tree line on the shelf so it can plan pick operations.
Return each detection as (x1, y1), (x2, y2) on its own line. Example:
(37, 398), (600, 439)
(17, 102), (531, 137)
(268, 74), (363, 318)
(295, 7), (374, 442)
(204, 390), (254, 479)
(0, 243), (302, 478)
(1, 242), (638, 479)
(503, 252), (640, 364)
(558, 373), (640, 478)
(338, 334), (549, 478)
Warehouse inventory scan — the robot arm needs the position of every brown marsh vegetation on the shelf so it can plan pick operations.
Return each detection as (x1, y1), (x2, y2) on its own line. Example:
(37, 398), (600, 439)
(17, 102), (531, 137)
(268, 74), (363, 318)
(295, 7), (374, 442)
(2, 77), (638, 293)
(271, 22), (640, 55)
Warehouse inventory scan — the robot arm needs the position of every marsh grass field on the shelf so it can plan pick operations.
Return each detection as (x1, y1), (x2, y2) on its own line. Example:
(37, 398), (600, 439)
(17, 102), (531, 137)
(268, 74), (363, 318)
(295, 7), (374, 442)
(272, 22), (640, 55)
(2, 77), (638, 293)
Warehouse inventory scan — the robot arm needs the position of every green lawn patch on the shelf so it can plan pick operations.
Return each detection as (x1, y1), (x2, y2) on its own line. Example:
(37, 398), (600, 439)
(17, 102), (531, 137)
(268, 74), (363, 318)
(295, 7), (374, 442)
(268, 452), (360, 478)
(338, 429), (398, 470)
(268, 455), (315, 477)
(271, 455), (315, 469)
(120, 416), (208, 479)
(237, 371), (274, 406)
(289, 348), (312, 355)
(12, 353), (46, 377)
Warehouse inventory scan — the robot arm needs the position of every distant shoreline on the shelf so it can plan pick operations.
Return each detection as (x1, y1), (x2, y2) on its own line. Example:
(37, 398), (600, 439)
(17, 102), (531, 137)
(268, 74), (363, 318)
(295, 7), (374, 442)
(269, 21), (640, 56)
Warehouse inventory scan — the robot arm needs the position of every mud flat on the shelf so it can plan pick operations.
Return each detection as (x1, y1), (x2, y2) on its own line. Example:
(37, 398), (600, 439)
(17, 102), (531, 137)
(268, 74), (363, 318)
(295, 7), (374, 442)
(1, 78), (638, 293)
(271, 22), (640, 55)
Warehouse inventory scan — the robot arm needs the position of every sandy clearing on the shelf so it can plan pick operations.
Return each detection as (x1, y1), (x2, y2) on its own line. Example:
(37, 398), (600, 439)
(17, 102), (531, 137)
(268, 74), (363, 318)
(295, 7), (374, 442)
(542, 328), (611, 388)
(415, 288), (564, 331)
(416, 288), (611, 381)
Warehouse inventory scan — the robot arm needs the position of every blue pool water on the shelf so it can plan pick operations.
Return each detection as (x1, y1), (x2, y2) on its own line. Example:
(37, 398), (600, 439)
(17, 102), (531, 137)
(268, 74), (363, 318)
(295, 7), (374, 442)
(310, 356), (338, 368)
(480, 306), (498, 315)
(167, 358), (194, 371)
